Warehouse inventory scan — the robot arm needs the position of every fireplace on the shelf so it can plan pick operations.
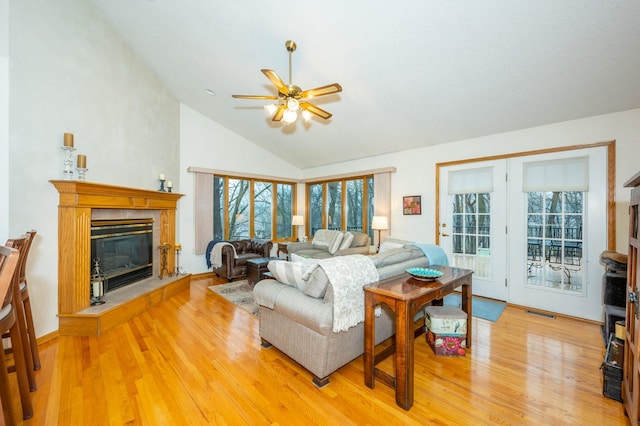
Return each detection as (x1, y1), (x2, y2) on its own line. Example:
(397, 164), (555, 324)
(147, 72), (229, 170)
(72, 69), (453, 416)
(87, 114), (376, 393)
(91, 218), (154, 293)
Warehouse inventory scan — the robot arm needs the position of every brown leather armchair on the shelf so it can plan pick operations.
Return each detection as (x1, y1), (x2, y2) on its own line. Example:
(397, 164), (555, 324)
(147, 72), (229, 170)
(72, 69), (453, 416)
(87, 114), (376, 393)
(213, 239), (273, 281)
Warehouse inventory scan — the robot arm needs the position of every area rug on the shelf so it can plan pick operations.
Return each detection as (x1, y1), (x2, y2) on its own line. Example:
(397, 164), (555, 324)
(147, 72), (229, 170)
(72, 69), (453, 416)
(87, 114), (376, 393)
(208, 280), (259, 316)
(443, 293), (506, 322)
(209, 281), (507, 322)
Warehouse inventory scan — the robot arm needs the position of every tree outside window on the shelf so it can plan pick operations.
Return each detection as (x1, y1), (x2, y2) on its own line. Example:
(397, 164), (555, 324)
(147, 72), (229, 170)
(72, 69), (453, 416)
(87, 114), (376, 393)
(213, 175), (295, 241)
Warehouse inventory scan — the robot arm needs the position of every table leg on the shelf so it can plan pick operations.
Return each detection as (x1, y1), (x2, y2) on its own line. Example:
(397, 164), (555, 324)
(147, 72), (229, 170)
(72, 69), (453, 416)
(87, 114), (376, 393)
(364, 292), (375, 388)
(395, 299), (414, 410)
(461, 283), (472, 348)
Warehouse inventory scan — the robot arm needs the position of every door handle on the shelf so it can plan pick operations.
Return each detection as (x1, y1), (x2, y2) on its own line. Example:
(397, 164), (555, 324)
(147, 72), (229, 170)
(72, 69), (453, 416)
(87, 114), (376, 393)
(441, 233), (450, 237)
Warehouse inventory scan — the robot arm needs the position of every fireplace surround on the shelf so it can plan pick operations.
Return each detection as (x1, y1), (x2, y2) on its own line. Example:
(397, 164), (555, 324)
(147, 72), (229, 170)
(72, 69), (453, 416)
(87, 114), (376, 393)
(51, 180), (188, 336)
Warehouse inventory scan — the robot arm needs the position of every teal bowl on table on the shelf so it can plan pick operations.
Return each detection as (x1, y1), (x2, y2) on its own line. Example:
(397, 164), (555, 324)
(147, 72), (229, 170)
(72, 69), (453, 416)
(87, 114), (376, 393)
(406, 267), (443, 281)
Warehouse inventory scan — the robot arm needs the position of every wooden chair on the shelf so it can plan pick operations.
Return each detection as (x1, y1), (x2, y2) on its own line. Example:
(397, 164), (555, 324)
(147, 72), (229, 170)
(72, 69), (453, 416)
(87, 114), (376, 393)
(2, 236), (36, 391)
(17, 231), (40, 371)
(0, 245), (33, 423)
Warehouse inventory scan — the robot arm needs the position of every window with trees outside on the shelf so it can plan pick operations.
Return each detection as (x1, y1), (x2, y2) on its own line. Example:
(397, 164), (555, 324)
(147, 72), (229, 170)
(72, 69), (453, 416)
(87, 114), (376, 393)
(306, 176), (374, 241)
(213, 175), (295, 241)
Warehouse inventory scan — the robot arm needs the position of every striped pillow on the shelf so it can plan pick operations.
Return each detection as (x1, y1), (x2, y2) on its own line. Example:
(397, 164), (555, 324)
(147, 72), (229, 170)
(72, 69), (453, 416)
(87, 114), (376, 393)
(267, 260), (314, 291)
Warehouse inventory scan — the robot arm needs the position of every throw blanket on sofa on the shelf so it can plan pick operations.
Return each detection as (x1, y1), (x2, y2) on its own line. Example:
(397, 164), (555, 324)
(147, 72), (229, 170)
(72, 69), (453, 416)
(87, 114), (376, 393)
(210, 241), (237, 269)
(206, 239), (225, 268)
(316, 255), (379, 333)
(412, 243), (449, 266)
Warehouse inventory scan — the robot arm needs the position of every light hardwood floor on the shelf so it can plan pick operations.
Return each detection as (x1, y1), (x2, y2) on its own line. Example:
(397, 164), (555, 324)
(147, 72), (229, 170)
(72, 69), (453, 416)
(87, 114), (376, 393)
(6, 275), (628, 425)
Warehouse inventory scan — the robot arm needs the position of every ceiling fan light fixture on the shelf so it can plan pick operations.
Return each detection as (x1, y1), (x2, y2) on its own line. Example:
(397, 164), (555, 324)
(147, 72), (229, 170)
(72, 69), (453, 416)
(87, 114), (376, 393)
(287, 98), (299, 111)
(282, 109), (298, 124)
(232, 40), (342, 125)
(264, 103), (278, 117)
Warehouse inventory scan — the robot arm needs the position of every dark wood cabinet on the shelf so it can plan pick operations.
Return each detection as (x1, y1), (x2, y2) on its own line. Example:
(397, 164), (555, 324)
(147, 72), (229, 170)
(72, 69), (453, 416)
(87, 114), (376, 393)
(624, 171), (640, 423)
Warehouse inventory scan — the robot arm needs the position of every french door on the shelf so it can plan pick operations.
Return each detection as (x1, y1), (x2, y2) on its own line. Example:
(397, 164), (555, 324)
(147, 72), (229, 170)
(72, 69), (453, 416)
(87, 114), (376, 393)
(438, 147), (607, 320)
(438, 161), (508, 301)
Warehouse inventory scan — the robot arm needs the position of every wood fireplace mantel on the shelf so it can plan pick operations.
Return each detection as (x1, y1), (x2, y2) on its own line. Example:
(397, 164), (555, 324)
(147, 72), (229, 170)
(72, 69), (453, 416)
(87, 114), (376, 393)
(51, 180), (186, 335)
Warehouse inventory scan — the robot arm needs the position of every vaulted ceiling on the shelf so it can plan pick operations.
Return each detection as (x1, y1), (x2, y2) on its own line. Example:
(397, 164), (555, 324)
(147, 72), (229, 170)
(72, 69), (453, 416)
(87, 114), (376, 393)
(89, 1), (640, 169)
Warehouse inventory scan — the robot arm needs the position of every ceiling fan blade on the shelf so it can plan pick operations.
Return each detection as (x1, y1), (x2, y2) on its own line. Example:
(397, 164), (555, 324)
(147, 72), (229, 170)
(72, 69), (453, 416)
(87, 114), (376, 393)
(299, 83), (342, 99)
(232, 95), (278, 100)
(261, 69), (289, 94)
(271, 104), (287, 121)
(299, 102), (332, 120)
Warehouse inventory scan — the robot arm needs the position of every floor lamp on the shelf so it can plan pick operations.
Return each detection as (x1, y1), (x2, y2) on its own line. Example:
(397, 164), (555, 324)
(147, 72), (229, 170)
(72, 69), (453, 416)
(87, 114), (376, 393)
(371, 216), (389, 252)
(292, 215), (304, 241)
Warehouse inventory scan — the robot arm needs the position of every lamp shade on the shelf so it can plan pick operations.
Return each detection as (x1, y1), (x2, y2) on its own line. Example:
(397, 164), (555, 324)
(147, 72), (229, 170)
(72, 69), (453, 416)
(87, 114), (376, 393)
(371, 216), (388, 230)
(292, 215), (304, 226)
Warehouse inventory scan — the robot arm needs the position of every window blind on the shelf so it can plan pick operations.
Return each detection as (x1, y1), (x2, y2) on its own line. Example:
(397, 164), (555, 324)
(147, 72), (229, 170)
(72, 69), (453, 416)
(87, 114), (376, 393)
(522, 156), (589, 192)
(448, 167), (494, 194)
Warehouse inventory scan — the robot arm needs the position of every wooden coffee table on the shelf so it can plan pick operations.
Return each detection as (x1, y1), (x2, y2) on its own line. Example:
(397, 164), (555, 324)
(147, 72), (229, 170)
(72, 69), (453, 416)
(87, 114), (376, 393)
(363, 265), (473, 410)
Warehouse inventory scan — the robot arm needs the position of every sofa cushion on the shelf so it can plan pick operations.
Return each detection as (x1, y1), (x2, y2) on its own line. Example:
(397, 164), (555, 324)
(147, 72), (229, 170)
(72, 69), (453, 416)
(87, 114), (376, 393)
(379, 235), (414, 253)
(338, 232), (354, 250)
(304, 266), (331, 298)
(370, 246), (422, 267)
(350, 232), (370, 248)
(312, 230), (344, 254)
(267, 260), (313, 291)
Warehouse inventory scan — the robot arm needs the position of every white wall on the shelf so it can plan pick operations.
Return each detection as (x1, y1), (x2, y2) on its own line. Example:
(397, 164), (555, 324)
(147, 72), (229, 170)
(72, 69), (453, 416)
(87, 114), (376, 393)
(178, 104), (301, 274)
(301, 109), (640, 254)
(9, 0), (179, 336)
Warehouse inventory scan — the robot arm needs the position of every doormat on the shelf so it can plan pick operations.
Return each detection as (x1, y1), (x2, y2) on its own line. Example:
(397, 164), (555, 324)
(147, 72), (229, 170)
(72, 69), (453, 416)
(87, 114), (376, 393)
(443, 293), (506, 322)
(208, 280), (259, 316)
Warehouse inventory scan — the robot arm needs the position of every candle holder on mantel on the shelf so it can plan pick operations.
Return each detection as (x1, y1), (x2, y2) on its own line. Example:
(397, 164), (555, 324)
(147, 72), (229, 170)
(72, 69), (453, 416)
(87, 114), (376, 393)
(76, 167), (88, 180)
(61, 146), (76, 180)
(158, 243), (173, 279)
(159, 178), (167, 192)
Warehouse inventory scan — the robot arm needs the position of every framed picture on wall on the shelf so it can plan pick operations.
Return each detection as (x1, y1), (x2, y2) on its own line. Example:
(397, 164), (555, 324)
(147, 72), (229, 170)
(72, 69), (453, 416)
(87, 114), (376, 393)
(403, 195), (422, 215)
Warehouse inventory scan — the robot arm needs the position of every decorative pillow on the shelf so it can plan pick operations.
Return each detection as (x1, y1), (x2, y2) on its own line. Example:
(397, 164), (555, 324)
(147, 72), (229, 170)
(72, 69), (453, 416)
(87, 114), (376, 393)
(291, 253), (320, 280)
(350, 232), (370, 248)
(312, 229), (344, 255)
(267, 260), (313, 291)
(338, 232), (354, 250)
(304, 266), (331, 298)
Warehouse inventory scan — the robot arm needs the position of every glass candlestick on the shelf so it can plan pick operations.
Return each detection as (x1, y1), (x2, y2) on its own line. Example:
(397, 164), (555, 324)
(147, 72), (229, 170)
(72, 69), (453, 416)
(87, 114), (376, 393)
(76, 167), (88, 181)
(61, 146), (76, 180)
(159, 178), (166, 192)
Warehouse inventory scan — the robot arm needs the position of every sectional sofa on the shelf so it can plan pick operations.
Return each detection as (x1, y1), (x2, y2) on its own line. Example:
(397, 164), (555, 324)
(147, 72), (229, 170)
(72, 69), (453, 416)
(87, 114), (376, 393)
(253, 240), (434, 387)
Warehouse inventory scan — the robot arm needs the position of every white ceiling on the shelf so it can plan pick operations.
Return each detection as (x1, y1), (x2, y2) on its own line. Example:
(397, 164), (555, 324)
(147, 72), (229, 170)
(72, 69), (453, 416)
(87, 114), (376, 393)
(88, 0), (640, 169)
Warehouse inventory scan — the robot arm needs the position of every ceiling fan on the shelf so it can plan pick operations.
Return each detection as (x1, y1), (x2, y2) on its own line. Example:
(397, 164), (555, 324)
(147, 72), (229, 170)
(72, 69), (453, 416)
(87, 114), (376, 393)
(232, 40), (342, 124)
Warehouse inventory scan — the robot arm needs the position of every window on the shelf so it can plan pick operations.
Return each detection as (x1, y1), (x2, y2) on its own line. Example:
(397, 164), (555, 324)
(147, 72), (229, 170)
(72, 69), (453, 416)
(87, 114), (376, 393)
(306, 176), (374, 238)
(451, 193), (491, 279)
(526, 191), (584, 291)
(213, 175), (295, 241)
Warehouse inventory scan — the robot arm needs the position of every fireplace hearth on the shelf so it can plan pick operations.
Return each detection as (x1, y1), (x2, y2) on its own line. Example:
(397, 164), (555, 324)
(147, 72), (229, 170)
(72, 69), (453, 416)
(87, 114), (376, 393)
(91, 218), (153, 293)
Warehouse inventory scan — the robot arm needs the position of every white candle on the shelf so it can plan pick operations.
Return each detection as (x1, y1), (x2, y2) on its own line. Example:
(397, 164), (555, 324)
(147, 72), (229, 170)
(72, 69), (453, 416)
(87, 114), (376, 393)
(167, 181), (173, 188)
(159, 174), (165, 180)
(92, 281), (102, 297)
